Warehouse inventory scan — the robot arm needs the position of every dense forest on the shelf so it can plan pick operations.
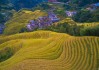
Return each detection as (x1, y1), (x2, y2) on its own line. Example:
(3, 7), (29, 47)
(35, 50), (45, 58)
(58, 0), (98, 7)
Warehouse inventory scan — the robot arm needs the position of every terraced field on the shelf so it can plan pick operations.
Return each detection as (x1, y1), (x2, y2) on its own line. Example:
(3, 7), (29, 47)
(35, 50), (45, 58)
(78, 22), (99, 27)
(0, 31), (99, 70)
(4, 10), (47, 35)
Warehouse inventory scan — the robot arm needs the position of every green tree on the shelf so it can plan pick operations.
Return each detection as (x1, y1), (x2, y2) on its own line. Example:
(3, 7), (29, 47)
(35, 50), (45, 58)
(73, 10), (91, 22)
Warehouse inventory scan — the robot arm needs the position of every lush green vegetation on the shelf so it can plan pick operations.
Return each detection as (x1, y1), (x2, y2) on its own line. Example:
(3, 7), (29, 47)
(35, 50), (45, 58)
(73, 9), (99, 23)
(80, 25), (99, 36)
(46, 22), (81, 36)
(57, 0), (99, 23)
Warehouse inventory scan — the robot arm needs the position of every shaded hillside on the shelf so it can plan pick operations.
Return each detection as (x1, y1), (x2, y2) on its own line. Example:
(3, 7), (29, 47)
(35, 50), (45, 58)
(11, 0), (47, 10)
(0, 31), (99, 70)
(0, 0), (14, 24)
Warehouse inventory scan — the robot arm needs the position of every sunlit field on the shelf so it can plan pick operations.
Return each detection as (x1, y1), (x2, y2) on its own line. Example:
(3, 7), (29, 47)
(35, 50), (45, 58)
(0, 31), (99, 70)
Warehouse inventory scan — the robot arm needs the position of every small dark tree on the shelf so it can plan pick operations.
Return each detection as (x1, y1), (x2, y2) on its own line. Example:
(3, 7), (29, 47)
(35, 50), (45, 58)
(0, 47), (13, 62)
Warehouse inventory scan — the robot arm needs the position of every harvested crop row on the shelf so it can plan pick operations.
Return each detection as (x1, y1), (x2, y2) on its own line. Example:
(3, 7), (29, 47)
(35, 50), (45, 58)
(0, 31), (99, 70)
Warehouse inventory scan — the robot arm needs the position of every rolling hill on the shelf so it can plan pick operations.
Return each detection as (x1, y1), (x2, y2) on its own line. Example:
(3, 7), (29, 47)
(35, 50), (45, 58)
(0, 1), (99, 70)
(0, 31), (99, 70)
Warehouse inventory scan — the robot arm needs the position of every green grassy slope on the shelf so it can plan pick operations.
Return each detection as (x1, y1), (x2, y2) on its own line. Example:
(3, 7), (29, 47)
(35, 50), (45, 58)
(0, 31), (99, 70)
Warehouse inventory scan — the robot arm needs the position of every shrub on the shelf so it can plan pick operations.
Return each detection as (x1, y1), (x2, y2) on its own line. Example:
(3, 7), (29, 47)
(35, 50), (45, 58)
(0, 47), (13, 62)
(80, 25), (99, 36)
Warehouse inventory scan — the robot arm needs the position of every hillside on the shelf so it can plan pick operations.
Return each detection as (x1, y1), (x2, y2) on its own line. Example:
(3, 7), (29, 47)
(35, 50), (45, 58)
(1, 2), (99, 35)
(46, 18), (99, 36)
(0, 31), (99, 70)
(4, 10), (47, 35)
(3, 12), (99, 36)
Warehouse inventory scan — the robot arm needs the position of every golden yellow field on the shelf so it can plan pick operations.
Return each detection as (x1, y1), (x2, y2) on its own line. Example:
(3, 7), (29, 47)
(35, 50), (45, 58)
(0, 31), (99, 70)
